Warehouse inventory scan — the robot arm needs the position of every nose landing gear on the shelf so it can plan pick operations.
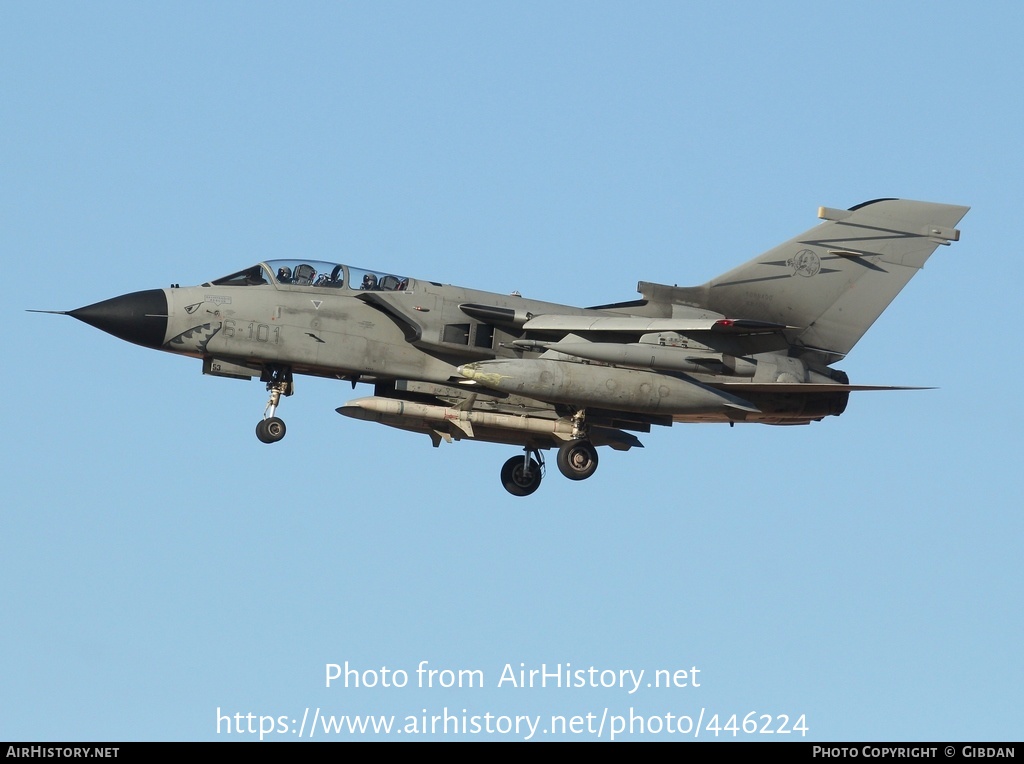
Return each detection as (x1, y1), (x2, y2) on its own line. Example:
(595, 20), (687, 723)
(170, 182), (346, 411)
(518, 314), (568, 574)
(256, 416), (286, 444)
(256, 365), (293, 444)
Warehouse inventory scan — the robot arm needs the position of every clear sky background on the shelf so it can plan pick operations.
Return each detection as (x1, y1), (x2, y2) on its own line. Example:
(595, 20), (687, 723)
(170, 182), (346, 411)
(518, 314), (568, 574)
(2, 2), (1020, 742)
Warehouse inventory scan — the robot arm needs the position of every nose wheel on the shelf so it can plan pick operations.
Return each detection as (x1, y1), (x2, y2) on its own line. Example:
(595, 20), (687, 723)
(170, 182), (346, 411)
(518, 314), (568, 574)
(256, 365), (293, 444)
(256, 417), (286, 443)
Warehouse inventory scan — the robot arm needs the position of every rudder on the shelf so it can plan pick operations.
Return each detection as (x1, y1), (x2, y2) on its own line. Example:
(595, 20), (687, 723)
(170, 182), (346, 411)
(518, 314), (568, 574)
(666, 198), (969, 361)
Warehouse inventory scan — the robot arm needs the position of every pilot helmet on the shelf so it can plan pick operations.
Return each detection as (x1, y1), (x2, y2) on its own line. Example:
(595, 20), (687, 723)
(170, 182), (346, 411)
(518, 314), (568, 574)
(277, 266), (292, 281)
(361, 273), (377, 289)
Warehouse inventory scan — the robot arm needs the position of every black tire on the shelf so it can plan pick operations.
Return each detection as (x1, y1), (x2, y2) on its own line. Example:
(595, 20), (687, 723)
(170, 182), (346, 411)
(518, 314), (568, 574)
(500, 456), (542, 497)
(256, 417), (286, 444)
(556, 440), (598, 480)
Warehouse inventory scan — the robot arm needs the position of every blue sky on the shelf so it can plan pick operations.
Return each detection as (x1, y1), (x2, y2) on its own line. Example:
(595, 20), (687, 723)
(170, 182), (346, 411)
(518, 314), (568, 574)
(3, 2), (1021, 741)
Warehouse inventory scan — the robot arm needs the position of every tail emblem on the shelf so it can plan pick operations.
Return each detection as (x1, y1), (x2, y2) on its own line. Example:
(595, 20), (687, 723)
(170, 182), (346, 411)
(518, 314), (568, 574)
(787, 249), (821, 278)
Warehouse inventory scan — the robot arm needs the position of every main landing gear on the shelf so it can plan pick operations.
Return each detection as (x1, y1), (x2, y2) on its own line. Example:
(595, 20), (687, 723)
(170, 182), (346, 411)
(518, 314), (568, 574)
(255, 365), (293, 444)
(556, 439), (599, 481)
(555, 408), (598, 481)
(501, 448), (545, 496)
(499, 410), (600, 496)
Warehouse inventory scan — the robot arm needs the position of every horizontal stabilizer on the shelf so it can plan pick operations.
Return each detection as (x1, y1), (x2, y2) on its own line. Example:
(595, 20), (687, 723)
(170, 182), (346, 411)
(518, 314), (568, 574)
(711, 383), (934, 393)
(522, 315), (791, 334)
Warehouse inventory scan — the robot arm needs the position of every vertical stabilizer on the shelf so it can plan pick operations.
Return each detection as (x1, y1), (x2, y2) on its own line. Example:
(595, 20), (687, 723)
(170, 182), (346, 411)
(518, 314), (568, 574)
(668, 199), (969, 360)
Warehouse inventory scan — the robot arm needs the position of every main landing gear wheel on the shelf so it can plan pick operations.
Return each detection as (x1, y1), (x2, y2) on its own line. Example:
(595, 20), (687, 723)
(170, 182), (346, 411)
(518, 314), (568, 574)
(500, 455), (543, 497)
(256, 416), (286, 444)
(556, 440), (599, 481)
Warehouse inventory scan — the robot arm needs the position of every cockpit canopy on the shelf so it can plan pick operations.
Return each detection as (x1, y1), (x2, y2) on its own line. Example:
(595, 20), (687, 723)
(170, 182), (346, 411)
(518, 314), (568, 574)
(206, 260), (411, 292)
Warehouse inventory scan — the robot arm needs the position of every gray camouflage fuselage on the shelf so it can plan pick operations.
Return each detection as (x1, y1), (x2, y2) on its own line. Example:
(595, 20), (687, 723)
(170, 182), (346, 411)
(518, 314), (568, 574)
(55, 198), (969, 495)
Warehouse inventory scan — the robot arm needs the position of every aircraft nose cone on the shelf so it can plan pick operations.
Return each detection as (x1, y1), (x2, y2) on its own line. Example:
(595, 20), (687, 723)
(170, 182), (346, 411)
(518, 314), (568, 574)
(69, 289), (168, 349)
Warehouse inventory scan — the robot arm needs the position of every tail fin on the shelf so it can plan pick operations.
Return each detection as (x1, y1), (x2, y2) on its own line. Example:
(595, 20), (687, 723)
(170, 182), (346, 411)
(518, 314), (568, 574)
(656, 199), (969, 361)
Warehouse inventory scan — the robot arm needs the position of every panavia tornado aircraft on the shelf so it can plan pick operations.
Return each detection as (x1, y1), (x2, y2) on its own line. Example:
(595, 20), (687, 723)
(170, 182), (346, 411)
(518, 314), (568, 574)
(42, 198), (967, 495)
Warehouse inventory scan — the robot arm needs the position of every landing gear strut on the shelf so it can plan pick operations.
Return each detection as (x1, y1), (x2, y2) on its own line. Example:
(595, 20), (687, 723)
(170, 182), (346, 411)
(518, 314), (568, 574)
(556, 409), (599, 480)
(499, 409), (601, 494)
(256, 365), (293, 444)
(500, 447), (544, 496)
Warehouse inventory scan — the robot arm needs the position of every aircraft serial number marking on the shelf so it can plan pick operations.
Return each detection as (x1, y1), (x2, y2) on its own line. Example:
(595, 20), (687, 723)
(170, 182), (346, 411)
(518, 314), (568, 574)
(222, 320), (281, 344)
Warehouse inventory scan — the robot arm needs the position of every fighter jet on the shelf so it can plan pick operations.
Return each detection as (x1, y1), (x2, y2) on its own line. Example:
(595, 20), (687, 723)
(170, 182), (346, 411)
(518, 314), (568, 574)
(41, 198), (968, 495)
